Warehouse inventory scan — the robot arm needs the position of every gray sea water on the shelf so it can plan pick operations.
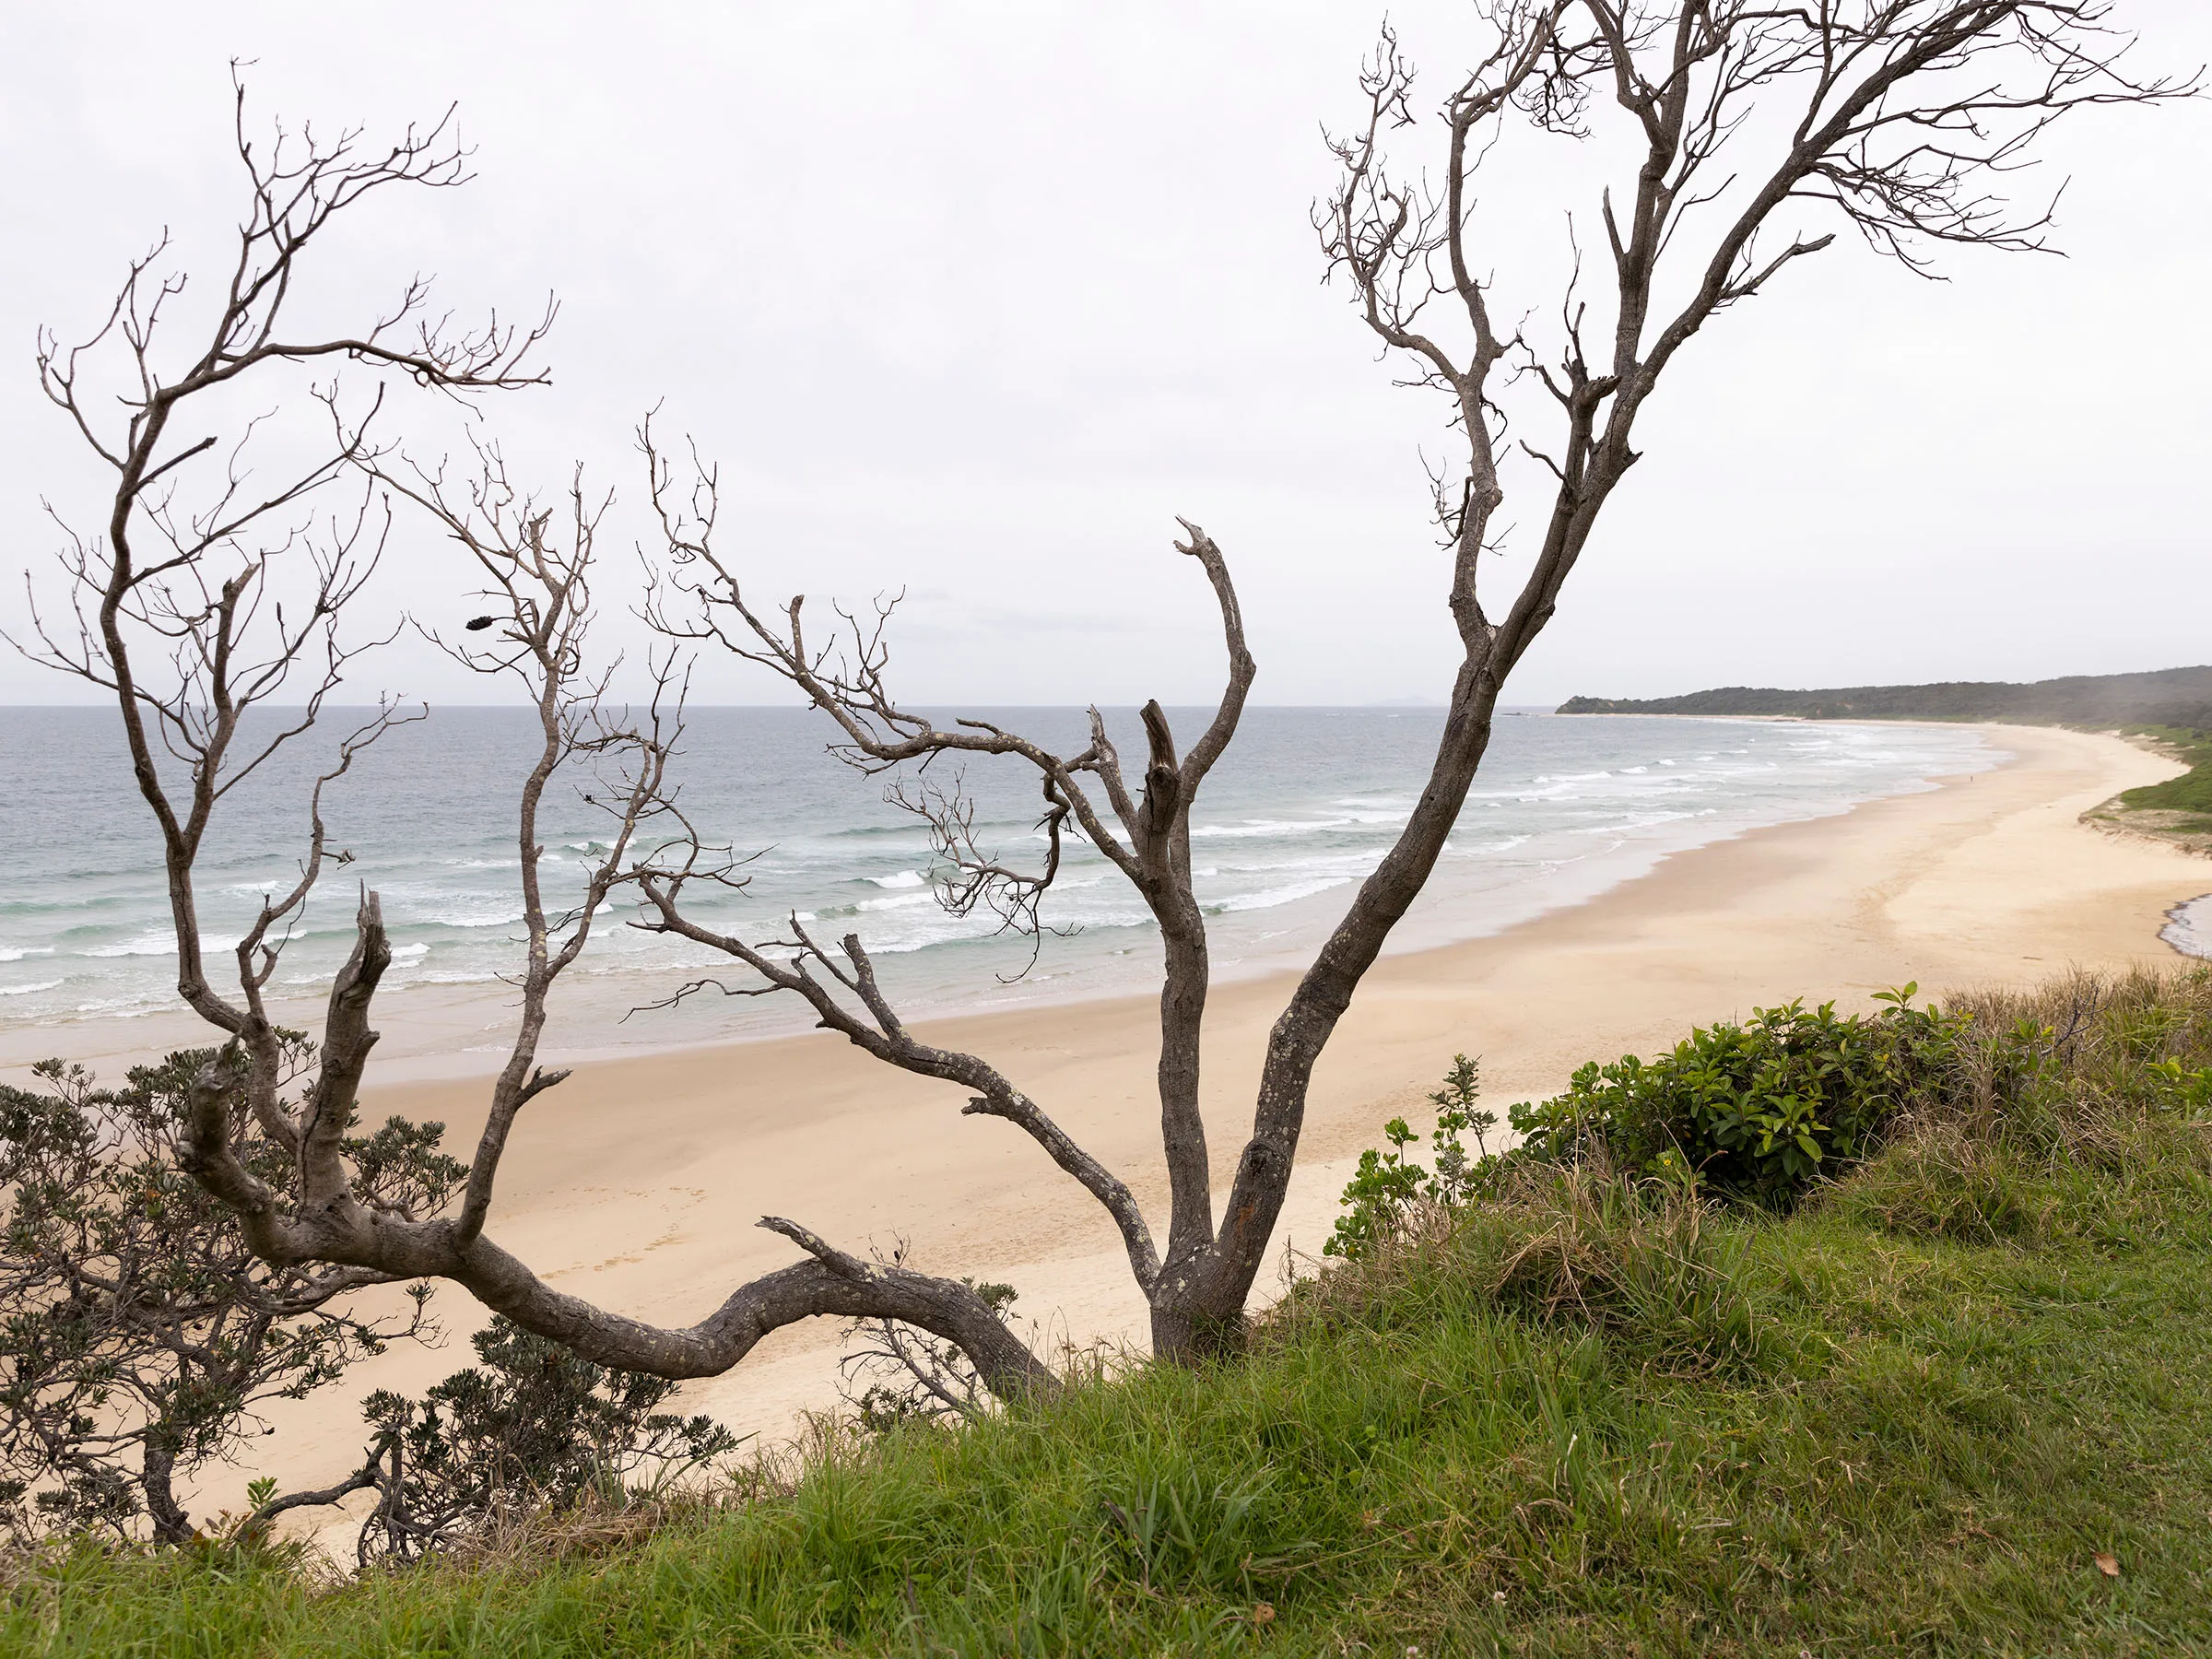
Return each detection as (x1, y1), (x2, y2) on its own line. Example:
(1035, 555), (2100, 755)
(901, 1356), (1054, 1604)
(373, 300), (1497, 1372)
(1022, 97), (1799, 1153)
(2161, 895), (2212, 959)
(0, 706), (1998, 1042)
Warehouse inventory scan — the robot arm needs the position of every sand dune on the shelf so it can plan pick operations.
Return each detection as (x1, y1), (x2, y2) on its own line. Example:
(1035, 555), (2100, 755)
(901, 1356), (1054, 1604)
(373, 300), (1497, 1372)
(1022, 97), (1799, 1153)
(171, 723), (2207, 1518)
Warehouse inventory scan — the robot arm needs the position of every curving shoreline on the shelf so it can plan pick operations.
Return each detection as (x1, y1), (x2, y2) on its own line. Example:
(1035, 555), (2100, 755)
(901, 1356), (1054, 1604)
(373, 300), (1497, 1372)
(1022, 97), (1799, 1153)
(0, 712), (1997, 1087)
(128, 723), (2212, 1521)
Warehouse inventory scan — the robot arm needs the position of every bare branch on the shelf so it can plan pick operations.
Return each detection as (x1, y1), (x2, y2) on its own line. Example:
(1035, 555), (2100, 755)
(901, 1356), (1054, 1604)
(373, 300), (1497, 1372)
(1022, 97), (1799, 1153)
(45, 16), (2183, 1407)
(1172, 0), (2193, 1346)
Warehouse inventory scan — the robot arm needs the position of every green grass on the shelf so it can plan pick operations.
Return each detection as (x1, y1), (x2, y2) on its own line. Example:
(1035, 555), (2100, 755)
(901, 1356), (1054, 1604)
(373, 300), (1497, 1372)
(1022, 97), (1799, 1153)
(12, 970), (2212, 1657)
(2116, 725), (2212, 821)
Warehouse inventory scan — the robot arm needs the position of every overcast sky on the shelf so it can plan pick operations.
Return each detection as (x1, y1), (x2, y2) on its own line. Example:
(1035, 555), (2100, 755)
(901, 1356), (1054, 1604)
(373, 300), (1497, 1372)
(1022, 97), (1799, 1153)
(4, 2), (2206, 710)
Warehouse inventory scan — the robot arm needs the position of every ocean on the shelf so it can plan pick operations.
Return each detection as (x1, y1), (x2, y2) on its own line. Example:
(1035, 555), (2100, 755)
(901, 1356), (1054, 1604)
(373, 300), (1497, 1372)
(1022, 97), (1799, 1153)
(0, 706), (2000, 1053)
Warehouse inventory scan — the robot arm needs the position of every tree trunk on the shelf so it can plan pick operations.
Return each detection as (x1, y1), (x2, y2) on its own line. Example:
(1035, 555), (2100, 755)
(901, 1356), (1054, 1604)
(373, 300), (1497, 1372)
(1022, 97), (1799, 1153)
(142, 1441), (192, 1545)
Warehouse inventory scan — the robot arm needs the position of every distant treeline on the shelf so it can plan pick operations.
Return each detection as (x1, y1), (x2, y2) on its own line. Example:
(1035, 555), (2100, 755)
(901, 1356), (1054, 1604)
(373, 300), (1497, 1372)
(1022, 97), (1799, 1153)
(1557, 665), (2212, 731)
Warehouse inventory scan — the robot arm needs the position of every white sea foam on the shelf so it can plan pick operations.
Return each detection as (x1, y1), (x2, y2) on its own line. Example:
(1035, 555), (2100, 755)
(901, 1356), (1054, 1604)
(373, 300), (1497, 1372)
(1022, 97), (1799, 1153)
(86, 936), (177, 959)
(71, 997), (159, 1018)
(1209, 877), (1355, 914)
(419, 906), (524, 929)
(0, 708), (1999, 1035)
(0, 980), (63, 995)
(1573, 809), (1702, 834)
(858, 891), (935, 913)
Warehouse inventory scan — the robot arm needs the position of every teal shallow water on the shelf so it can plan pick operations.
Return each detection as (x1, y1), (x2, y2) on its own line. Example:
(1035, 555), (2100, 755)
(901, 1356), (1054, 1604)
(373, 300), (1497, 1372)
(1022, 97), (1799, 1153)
(0, 706), (1996, 1039)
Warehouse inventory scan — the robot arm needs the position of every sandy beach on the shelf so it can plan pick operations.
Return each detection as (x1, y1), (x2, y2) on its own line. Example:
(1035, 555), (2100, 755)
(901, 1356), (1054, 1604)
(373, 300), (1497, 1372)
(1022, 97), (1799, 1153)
(125, 722), (2207, 1515)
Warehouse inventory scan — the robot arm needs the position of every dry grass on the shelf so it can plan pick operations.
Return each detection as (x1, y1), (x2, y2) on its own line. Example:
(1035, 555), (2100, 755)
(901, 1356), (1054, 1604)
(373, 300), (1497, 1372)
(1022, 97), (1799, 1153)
(1830, 963), (2212, 1244)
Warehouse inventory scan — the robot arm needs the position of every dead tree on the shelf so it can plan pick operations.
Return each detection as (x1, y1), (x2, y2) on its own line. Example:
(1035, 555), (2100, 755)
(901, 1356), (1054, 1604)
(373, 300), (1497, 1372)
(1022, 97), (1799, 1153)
(18, 82), (1052, 1404)
(19, 6), (2187, 1403)
(633, 0), (2186, 1363)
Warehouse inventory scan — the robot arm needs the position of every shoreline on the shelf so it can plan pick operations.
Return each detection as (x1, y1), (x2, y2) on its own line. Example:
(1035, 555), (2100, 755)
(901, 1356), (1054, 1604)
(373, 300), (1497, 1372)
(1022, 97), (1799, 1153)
(0, 712), (2001, 1088)
(176, 721), (2212, 1524)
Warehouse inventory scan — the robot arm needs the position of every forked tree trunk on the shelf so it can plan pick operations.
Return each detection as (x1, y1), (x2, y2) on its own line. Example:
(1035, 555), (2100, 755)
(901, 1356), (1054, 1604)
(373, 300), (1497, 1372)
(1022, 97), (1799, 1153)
(44, 6), (2183, 1417)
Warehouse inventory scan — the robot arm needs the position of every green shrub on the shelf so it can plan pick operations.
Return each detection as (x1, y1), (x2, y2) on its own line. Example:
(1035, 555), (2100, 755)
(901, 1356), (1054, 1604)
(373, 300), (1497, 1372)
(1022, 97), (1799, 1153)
(359, 1318), (738, 1563)
(0, 1045), (458, 1546)
(1508, 986), (1960, 1206)
(1324, 1053), (1497, 1259)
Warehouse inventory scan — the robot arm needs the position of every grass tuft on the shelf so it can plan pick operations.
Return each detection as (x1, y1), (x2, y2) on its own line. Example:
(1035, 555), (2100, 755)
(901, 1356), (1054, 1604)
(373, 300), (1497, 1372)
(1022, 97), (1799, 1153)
(12, 967), (2212, 1655)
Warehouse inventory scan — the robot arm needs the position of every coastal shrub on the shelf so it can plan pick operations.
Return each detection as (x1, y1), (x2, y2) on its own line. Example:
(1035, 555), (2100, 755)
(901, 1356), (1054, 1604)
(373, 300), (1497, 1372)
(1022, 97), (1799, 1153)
(0, 1042), (743, 1562)
(1324, 1053), (1497, 1259)
(0, 1044), (458, 1545)
(1335, 972), (2212, 1251)
(357, 1319), (739, 1564)
(1324, 988), (1958, 1279)
(1508, 986), (1961, 1206)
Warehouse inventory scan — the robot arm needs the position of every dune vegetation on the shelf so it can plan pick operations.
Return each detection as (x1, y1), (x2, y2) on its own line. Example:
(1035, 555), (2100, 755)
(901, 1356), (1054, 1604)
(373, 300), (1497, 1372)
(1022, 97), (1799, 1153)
(8, 967), (2212, 1657)
(2115, 728), (2212, 818)
(2078, 725), (2212, 857)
